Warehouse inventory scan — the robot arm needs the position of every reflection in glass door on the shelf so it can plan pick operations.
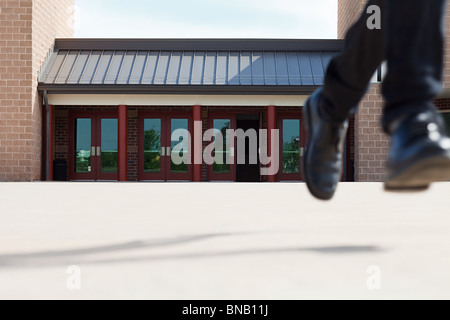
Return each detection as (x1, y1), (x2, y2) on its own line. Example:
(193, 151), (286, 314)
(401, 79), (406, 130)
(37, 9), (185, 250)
(98, 118), (118, 180)
(143, 119), (162, 173)
(70, 113), (118, 181)
(142, 118), (164, 180)
(74, 118), (93, 176)
(140, 114), (192, 181)
(212, 119), (231, 175)
(279, 115), (303, 181)
(208, 115), (236, 181)
(167, 118), (190, 180)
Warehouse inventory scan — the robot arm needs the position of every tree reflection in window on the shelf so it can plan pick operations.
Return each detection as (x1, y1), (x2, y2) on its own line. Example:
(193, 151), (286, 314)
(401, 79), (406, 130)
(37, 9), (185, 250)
(144, 119), (161, 173)
(283, 136), (300, 174)
(213, 120), (231, 173)
(282, 119), (300, 174)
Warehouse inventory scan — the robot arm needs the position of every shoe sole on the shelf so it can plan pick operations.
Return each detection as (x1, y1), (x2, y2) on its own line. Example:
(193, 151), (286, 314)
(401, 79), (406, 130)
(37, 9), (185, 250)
(384, 154), (450, 191)
(302, 98), (334, 201)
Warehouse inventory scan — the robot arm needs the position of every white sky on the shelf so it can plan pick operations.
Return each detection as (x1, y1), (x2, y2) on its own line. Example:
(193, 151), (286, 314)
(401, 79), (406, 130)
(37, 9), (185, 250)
(73, 0), (338, 39)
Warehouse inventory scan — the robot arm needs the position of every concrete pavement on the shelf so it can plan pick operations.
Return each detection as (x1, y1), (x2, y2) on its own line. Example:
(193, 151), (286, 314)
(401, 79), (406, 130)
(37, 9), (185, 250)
(0, 182), (449, 300)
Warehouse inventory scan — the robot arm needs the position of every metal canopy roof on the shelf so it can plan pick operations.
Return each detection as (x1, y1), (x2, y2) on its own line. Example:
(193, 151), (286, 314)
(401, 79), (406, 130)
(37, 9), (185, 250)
(38, 39), (343, 95)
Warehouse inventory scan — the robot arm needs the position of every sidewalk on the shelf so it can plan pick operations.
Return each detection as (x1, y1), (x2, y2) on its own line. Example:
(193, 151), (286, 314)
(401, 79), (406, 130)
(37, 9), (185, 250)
(0, 182), (449, 300)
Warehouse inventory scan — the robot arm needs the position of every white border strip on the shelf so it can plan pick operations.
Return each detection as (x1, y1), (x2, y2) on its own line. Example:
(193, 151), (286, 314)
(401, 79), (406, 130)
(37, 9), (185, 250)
(47, 94), (309, 107)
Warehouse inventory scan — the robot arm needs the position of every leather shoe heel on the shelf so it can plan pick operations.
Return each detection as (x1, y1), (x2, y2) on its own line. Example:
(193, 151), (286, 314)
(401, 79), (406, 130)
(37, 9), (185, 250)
(385, 111), (450, 190)
(302, 90), (348, 200)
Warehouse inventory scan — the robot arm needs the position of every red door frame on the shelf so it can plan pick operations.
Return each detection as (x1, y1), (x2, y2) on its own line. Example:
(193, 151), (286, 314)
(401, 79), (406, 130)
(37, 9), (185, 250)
(139, 111), (192, 181)
(207, 113), (237, 181)
(96, 113), (119, 181)
(166, 112), (193, 181)
(69, 111), (96, 181)
(277, 112), (305, 181)
(259, 111), (264, 182)
(139, 112), (166, 181)
(69, 111), (118, 181)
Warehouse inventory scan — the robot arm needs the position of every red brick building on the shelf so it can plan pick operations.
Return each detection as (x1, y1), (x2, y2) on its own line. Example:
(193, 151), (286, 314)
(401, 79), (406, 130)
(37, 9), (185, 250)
(1, 0), (449, 182)
(38, 38), (345, 182)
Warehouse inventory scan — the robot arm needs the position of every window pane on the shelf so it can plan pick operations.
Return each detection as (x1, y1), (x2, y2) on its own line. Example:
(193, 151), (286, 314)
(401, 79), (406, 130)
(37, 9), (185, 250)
(213, 119), (231, 173)
(442, 113), (450, 134)
(74, 118), (91, 173)
(144, 119), (162, 173)
(101, 119), (118, 173)
(282, 119), (300, 174)
(170, 118), (189, 173)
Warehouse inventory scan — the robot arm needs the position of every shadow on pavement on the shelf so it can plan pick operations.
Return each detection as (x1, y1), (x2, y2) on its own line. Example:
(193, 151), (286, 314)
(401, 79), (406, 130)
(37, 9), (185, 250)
(0, 232), (384, 268)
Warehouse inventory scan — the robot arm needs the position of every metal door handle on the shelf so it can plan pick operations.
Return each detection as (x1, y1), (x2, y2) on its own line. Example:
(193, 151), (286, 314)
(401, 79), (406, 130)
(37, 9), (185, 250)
(161, 147), (165, 157)
(97, 146), (101, 156)
(91, 146), (96, 157)
(166, 147), (171, 156)
(300, 147), (304, 157)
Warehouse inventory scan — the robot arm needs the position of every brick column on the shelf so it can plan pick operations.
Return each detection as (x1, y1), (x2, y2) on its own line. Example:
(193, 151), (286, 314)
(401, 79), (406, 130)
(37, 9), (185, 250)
(354, 85), (389, 182)
(338, 0), (388, 182)
(118, 105), (128, 181)
(0, 0), (74, 181)
(192, 105), (202, 182)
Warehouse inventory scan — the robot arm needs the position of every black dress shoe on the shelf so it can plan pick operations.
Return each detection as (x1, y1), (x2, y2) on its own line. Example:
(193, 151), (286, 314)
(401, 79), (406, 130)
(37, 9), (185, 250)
(385, 110), (450, 190)
(302, 90), (349, 200)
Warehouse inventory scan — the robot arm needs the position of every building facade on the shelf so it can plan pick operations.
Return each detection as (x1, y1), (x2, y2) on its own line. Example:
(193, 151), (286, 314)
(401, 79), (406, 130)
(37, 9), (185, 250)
(1, 0), (449, 182)
(38, 38), (345, 182)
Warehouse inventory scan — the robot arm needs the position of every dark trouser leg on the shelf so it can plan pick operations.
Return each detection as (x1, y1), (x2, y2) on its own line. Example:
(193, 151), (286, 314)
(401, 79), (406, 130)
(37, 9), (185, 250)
(321, 0), (446, 130)
(321, 0), (385, 123)
(381, 0), (446, 131)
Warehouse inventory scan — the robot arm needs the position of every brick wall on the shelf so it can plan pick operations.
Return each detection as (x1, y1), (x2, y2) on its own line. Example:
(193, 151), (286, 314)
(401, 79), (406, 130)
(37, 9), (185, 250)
(435, 98), (450, 109)
(33, 0), (73, 179)
(337, 0), (366, 39)
(0, 0), (73, 181)
(353, 84), (388, 182)
(338, 0), (388, 182)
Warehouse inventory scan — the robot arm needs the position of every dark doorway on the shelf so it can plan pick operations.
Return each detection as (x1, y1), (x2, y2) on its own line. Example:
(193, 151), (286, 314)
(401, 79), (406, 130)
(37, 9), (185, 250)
(236, 114), (260, 182)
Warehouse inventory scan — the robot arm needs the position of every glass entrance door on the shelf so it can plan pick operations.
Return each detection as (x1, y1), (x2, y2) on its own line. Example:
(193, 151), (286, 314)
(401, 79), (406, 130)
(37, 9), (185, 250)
(97, 118), (118, 180)
(140, 113), (192, 181)
(278, 114), (304, 181)
(70, 113), (118, 181)
(208, 114), (236, 181)
(167, 117), (191, 180)
(73, 118), (95, 180)
(142, 117), (164, 180)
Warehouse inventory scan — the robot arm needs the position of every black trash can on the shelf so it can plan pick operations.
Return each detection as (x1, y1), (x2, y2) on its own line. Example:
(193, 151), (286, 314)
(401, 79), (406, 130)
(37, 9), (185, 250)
(53, 159), (68, 181)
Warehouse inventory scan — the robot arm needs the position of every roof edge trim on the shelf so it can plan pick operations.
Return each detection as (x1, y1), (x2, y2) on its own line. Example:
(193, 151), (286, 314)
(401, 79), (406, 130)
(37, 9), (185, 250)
(54, 38), (344, 52)
(37, 84), (319, 95)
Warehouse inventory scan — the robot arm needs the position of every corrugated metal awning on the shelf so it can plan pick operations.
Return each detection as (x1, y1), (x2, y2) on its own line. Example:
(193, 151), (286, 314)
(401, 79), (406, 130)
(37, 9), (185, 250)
(38, 39), (343, 94)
